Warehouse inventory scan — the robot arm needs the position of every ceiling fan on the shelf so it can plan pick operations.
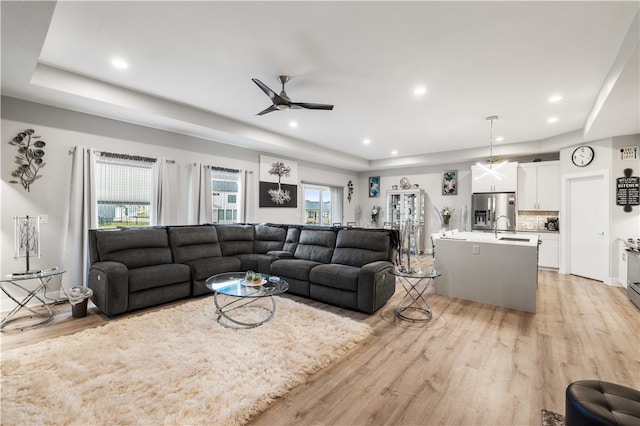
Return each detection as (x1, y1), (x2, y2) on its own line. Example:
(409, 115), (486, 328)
(251, 76), (334, 116)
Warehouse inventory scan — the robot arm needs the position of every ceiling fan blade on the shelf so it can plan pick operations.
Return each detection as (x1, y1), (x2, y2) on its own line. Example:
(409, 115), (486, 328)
(252, 78), (288, 105)
(256, 105), (279, 116)
(290, 102), (334, 111)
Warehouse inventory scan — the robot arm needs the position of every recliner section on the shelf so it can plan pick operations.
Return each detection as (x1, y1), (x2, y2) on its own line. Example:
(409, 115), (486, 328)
(88, 224), (397, 316)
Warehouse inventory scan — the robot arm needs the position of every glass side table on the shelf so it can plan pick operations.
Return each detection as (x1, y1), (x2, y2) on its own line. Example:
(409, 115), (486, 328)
(391, 267), (441, 322)
(0, 267), (65, 331)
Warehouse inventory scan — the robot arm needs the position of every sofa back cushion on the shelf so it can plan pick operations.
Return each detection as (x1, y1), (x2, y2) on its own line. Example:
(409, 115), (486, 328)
(283, 227), (300, 253)
(168, 226), (222, 263)
(331, 229), (391, 267)
(294, 229), (336, 263)
(95, 228), (172, 269)
(216, 224), (255, 256)
(253, 224), (286, 254)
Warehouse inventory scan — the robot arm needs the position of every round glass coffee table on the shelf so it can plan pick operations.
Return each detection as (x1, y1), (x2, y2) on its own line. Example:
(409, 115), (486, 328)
(205, 272), (289, 328)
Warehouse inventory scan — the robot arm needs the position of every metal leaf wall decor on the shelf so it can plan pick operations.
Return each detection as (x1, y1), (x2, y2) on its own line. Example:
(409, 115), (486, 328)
(8, 129), (46, 192)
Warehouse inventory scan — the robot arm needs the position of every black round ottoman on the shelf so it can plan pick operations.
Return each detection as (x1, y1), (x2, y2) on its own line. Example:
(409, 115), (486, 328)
(566, 380), (640, 426)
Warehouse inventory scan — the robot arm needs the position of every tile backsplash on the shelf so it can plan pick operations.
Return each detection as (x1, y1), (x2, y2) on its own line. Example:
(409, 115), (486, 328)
(517, 210), (559, 231)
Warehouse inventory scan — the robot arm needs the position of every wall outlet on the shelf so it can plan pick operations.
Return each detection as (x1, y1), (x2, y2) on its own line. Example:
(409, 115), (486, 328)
(39, 214), (48, 224)
(472, 245), (480, 255)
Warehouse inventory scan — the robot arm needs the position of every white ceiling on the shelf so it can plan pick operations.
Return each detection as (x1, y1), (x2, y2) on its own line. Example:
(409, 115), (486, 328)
(2, 1), (639, 172)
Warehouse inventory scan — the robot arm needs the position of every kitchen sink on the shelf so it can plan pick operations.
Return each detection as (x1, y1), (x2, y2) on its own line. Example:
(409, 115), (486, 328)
(498, 237), (530, 242)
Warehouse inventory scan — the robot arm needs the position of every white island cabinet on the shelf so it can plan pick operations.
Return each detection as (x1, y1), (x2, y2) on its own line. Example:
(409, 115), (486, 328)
(433, 232), (539, 313)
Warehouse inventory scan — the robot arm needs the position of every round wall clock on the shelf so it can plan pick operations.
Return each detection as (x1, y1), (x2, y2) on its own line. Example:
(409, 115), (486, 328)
(571, 146), (594, 167)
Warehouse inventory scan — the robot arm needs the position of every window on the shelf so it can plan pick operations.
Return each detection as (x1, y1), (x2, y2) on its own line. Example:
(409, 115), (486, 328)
(212, 167), (242, 224)
(303, 184), (343, 226)
(95, 152), (156, 228)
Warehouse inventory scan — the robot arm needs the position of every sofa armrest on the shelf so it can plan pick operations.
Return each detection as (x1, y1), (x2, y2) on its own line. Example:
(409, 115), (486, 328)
(88, 261), (129, 316)
(267, 250), (294, 259)
(357, 261), (396, 313)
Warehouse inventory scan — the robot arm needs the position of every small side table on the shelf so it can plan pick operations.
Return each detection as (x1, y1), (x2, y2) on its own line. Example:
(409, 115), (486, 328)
(391, 267), (441, 322)
(0, 267), (65, 331)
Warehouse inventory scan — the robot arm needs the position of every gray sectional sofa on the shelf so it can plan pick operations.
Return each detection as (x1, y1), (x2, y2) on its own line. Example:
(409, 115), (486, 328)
(88, 223), (398, 316)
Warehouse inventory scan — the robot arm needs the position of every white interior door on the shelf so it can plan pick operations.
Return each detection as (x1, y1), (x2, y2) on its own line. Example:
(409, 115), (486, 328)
(568, 174), (607, 281)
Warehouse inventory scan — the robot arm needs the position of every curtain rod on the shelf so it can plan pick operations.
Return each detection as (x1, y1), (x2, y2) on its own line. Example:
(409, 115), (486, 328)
(300, 180), (345, 188)
(97, 151), (156, 163)
(211, 166), (241, 173)
(68, 147), (169, 164)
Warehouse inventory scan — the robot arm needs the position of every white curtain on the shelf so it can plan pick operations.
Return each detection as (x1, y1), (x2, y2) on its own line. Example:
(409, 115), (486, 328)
(331, 186), (344, 224)
(243, 170), (254, 223)
(187, 163), (212, 224)
(153, 159), (181, 225)
(61, 146), (96, 290)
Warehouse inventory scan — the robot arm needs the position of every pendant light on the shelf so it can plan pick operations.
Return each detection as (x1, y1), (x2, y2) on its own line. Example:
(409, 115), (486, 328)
(475, 115), (508, 180)
(486, 115), (499, 165)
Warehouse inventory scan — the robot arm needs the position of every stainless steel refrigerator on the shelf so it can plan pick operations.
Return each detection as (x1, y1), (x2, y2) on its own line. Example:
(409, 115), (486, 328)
(472, 192), (516, 231)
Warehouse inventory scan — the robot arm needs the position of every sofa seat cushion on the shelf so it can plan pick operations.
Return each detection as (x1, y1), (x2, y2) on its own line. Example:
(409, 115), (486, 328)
(309, 264), (360, 292)
(270, 259), (322, 281)
(129, 264), (191, 292)
(185, 256), (241, 280)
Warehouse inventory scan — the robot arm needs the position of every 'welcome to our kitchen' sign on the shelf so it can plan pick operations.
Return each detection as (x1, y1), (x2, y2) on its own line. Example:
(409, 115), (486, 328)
(616, 168), (639, 212)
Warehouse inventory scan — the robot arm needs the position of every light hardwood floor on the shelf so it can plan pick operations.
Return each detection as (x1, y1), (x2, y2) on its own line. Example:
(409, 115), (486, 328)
(2, 256), (638, 425)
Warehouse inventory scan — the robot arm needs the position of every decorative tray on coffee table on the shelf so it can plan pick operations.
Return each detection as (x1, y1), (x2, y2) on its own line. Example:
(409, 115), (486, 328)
(241, 279), (267, 287)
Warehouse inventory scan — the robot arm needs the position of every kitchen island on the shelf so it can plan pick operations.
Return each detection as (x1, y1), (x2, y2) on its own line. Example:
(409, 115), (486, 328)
(433, 232), (539, 313)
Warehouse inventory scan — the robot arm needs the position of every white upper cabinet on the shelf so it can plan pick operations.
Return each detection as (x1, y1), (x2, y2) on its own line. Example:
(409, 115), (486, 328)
(471, 162), (518, 193)
(517, 161), (560, 210)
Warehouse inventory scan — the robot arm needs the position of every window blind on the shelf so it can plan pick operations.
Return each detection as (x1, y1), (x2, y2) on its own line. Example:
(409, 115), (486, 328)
(95, 152), (155, 227)
(211, 166), (241, 224)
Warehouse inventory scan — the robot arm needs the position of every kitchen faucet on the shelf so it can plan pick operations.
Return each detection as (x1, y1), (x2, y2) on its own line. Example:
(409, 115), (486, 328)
(494, 215), (510, 238)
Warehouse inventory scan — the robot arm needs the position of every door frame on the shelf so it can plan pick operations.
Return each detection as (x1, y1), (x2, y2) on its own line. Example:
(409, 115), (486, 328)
(559, 168), (610, 283)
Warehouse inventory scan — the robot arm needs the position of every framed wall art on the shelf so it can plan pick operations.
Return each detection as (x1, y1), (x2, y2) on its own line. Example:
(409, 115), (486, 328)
(369, 176), (380, 198)
(442, 170), (457, 195)
(259, 155), (298, 207)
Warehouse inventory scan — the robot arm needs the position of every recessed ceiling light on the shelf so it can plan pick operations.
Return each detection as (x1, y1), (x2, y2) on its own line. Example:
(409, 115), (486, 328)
(548, 94), (563, 103)
(413, 86), (427, 96)
(547, 117), (559, 123)
(111, 58), (129, 69)
(363, 139), (371, 145)
(289, 121), (298, 128)
(495, 136), (504, 142)
(391, 150), (398, 155)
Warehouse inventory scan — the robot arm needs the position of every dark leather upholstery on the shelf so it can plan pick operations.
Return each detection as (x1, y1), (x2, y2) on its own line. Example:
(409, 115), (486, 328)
(566, 380), (640, 426)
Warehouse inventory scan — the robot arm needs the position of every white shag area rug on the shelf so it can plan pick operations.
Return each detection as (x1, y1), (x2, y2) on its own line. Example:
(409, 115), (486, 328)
(1, 296), (372, 426)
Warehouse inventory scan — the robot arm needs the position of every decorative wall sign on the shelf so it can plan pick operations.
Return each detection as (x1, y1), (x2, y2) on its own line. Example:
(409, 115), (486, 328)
(442, 170), (457, 195)
(616, 168), (639, 212)
(369, 176), (380, 198)
(259, 155), (298, 207)
(8, 129), (46, 192)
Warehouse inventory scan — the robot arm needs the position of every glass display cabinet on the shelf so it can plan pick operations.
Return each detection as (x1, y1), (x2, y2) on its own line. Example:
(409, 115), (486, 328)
(386, 189), (426, 253)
